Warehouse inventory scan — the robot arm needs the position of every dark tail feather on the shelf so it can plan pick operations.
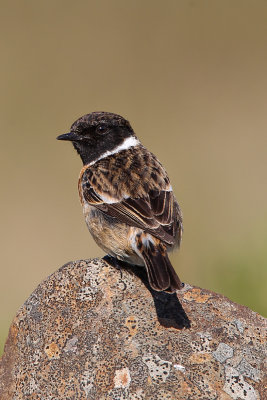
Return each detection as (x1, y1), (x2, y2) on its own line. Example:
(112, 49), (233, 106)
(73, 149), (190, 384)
(141, 248), (182, 293)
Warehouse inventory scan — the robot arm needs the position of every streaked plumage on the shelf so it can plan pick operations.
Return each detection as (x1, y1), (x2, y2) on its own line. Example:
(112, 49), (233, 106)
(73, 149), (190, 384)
(57, 111), (183, 293)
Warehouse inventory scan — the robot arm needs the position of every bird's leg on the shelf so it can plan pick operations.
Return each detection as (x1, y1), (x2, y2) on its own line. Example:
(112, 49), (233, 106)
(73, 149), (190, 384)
(103, 254), (124, 279)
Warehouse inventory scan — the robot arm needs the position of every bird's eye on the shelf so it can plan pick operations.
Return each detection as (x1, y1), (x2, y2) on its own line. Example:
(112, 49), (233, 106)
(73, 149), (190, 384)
(96, 125), (109, 134)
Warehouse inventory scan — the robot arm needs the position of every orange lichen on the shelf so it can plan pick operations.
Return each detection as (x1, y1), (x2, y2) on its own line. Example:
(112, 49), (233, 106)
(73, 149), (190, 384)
(183, 288), (211, 303)
(189, 353), (212, 364)
(44, 342), (60, 359)
(125, 315), (138, 336)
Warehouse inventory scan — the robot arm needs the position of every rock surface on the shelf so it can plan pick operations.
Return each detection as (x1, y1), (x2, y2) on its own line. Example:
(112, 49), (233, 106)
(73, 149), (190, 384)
(0, 258), (266, 399)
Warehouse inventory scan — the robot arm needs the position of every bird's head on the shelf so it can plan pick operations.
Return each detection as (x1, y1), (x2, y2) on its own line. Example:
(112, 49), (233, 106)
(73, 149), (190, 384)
(57, 111), (136, 165)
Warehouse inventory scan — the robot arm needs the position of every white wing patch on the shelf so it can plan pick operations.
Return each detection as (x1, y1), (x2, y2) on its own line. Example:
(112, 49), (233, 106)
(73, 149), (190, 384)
(99, 192), (130, 204)
(165, 184), (173, 192)
(141, 233), (155, 247)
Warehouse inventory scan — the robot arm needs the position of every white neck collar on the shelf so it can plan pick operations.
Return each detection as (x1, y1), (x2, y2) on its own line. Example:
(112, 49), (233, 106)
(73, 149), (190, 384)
(88, 136), (140, 166)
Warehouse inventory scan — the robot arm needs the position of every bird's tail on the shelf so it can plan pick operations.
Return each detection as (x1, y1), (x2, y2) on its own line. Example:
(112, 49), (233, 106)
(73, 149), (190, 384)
(136, 235), (182, 293)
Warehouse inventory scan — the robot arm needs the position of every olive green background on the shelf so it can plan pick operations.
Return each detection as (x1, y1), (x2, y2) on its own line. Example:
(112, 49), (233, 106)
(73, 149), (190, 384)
(1, 0), (267, 355)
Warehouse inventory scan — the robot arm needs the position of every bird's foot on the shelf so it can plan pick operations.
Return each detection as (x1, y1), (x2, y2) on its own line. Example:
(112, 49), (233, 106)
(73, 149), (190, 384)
(103, 255), (124, 279)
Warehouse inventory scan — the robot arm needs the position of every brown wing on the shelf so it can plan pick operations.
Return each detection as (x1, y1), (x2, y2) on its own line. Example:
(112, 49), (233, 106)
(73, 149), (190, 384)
(150, 189), (183, 245)
(81, 173), (182, 246)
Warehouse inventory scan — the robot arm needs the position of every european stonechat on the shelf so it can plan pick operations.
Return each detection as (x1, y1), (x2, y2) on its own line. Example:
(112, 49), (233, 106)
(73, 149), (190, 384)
(57, 112), (183, 293)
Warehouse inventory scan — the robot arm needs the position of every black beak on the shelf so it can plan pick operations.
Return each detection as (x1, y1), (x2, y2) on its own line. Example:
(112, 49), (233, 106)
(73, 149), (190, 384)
(57, 132), (80, 142)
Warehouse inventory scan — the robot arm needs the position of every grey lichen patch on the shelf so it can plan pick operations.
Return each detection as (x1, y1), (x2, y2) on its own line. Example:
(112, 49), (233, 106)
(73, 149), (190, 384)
(82, 262), (104, 284)
(213, 342), (234, 363)
(80, 369), (95, 397)
(223, 366), (259, 400)
(30, 348), (42, 366)
(76, 264), (105, 301)
(28, 304), (43, 321)
(236, 358), (261, 382)
(64, 335), (78, 353)
(27, 377), (38, 396)
(234, 319), (244, 334)
(218, 320), (245, 341)
(142, 354), (172, 383)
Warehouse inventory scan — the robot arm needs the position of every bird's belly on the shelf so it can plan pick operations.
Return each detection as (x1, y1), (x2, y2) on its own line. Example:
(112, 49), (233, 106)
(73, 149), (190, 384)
(83, 204), (144, 266)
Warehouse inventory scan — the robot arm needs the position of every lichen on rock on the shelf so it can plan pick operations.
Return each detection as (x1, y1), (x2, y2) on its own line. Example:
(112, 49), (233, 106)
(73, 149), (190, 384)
(0, 258), (266, 399)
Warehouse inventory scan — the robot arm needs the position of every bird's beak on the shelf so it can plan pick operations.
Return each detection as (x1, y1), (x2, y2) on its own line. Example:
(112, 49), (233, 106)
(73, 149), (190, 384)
(57, 132), (80, 142)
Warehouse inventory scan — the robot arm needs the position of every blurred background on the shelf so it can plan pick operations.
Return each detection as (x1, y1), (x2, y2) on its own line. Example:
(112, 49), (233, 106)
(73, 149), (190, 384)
(1, 0), (267, 355)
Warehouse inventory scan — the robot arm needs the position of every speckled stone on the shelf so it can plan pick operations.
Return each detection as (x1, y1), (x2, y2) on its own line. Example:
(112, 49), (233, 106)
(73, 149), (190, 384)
(0, 259), (266, 400)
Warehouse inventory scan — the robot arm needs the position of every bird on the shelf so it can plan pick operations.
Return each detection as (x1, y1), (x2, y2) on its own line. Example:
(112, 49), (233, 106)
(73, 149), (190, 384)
(57, 112), (183, 293)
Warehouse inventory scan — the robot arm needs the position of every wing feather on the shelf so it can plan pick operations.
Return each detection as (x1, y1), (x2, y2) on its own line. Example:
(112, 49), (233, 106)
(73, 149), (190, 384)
(81, 166), (182, 246)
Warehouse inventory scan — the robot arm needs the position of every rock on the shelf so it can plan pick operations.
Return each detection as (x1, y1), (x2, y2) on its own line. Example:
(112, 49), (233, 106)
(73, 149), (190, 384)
(0, 258), (266, 399)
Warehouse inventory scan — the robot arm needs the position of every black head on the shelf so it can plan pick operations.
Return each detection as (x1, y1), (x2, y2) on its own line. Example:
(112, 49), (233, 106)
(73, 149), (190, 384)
(57, 111), (135, 165)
